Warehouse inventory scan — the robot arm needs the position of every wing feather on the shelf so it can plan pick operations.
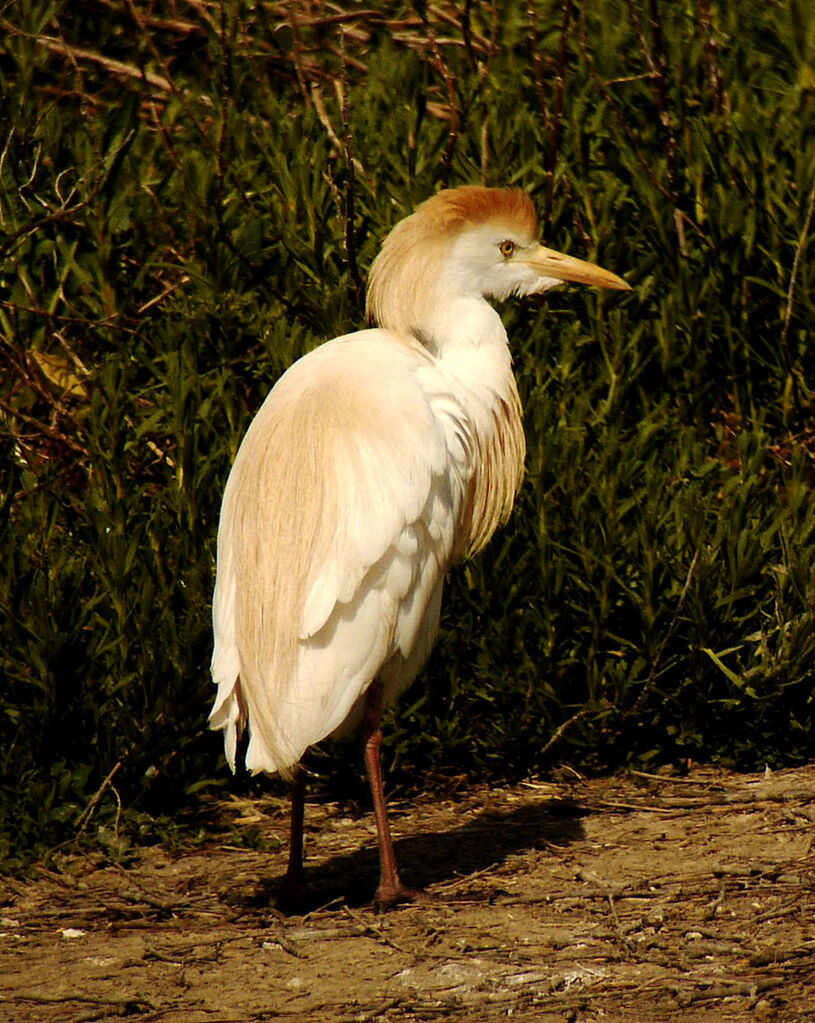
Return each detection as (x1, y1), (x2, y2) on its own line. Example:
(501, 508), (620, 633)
(210, 330), (469, 775)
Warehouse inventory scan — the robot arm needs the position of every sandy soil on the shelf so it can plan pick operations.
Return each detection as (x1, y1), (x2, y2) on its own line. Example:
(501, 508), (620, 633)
(1, 763), (814, 1022)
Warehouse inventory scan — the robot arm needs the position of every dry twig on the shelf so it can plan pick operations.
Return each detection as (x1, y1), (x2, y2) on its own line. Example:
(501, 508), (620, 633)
(75, 759), (124, 832)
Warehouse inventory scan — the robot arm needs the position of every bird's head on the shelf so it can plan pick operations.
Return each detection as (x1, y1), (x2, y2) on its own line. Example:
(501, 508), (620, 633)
(367, 185), (629, 344)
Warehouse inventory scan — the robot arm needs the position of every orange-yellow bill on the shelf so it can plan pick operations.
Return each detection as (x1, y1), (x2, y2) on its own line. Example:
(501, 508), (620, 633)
(521, 244), (631, 290)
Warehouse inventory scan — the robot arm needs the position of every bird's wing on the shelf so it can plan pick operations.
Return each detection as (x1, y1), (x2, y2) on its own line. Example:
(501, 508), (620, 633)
(211, 330), (473, 774)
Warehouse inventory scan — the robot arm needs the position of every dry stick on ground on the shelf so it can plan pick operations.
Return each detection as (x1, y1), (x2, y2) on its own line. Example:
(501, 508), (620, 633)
(629, 770), (724, 787)
(342, 905), (425, 958)
(677, 977), (782, 1008)
(606, 891), (634, 952)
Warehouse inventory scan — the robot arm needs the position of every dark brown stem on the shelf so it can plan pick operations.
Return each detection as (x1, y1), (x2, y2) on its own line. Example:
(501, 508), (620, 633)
(0, 396), (90, 458)
(422, 13), (458, 188)
(544, 0), (574, 239)
(461, 0), (477, 72)
(578, 32), (713, 251)
(527, 1), (553, 138)
(696, 0), (730, 115)
(339, 28), (364, 308)
(646, 0), (680, 205)
(215, 0), (232, 256)
(625, 0), (685, 250)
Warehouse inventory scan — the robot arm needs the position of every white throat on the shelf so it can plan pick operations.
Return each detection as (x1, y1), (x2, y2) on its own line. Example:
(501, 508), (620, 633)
(413, 293), (509, 359)
(412, 295), (517, 459)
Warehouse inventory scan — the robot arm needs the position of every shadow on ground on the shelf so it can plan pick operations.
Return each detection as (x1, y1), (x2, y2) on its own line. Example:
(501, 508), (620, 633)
(230, 797), (589, 913)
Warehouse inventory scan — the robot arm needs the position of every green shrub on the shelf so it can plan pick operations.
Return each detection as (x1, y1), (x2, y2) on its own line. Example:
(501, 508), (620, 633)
(1, 0), (813, 864)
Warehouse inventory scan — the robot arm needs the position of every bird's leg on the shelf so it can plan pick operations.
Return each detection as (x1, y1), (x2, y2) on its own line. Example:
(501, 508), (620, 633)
(360, 680), (420, 909)
(280, 764), (309, 909)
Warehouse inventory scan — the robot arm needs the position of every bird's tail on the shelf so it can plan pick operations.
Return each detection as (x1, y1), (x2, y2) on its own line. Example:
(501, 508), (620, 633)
(210, 542), (303, 779)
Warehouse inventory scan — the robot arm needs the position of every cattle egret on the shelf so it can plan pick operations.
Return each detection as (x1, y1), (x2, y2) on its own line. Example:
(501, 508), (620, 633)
(210, 186), (630, 908)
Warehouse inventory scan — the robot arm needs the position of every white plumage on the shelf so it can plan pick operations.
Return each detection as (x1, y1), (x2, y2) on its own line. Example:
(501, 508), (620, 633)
(210, 330), (479, 771)
(209, 186), (629, 906)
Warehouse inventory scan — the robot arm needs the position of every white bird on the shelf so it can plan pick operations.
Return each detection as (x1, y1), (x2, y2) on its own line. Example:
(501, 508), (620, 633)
(209, 185), (629, 908)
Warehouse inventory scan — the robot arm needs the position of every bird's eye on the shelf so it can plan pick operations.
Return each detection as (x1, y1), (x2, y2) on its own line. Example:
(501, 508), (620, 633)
(499, 240), (516, 258)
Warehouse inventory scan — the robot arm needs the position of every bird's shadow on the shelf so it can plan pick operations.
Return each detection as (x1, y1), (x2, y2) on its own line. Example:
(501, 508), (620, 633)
(235, 797), (589, 915)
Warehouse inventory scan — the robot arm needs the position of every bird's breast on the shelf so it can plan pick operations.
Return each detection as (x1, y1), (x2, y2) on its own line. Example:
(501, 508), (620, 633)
(418, 338), (526, 560)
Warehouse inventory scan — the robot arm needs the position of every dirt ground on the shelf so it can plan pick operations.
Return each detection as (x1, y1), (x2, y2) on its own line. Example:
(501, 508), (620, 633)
(1, 763), (814, 1022)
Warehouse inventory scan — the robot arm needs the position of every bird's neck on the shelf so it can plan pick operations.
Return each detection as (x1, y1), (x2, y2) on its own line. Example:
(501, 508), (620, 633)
(413, 295), (525, 560)
(414, 294), (506, 355)
(414, 295), (514, 393)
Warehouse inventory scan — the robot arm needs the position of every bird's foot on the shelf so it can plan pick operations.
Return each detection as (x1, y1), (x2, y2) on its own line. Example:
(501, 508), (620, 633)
(276, 875), (311, 915)
(373, 881), (425, 912)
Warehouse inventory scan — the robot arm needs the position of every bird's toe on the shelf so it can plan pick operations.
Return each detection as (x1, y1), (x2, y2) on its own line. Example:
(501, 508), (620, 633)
(373, 882), (426, 912)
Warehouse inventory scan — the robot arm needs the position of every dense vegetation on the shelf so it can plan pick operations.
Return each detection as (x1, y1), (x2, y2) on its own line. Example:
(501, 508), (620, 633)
(1, 0), (814, 866)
